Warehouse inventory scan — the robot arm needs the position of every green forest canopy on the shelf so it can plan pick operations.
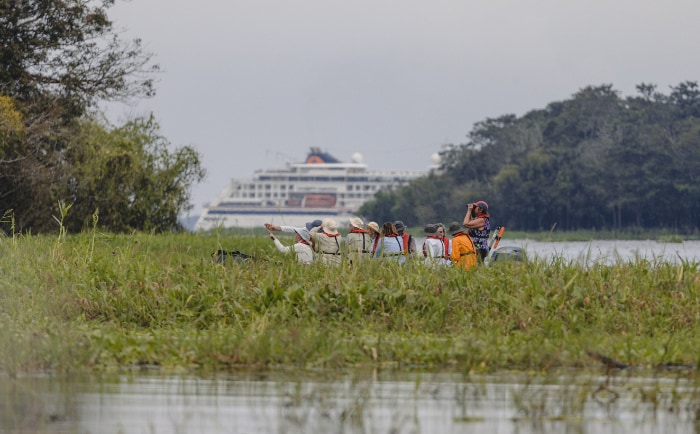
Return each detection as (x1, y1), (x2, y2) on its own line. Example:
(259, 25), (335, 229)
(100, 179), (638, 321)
(360, 83), (700, 234)
(0, 0), (204, 234)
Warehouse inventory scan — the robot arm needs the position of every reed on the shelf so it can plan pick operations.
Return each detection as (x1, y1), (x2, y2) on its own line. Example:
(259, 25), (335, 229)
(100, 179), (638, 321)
(0, 231), (699, 375)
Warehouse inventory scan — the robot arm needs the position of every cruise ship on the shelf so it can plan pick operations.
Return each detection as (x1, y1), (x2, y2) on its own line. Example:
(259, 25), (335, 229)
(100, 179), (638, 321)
(194, 147), (429, 230)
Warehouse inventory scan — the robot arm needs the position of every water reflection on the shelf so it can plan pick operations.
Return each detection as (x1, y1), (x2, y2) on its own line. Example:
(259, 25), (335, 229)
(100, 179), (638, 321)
(407, 239), (700, 265)
(497, 239), (700, 265)
(2, 370), (699, 434)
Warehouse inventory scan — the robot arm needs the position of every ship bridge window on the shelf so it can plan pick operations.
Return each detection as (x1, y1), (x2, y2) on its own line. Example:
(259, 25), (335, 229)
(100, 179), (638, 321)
(259, 176), (287, 181)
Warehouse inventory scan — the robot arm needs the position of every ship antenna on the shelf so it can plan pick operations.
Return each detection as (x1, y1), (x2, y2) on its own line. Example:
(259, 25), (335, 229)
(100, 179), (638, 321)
(276, 206), (287, 226)
(265, 149), (295, 164)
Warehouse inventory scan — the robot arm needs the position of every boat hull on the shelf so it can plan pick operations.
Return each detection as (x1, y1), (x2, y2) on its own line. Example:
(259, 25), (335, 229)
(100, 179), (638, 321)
(196, 207), (354, 230)
(194, 147), (429, 231)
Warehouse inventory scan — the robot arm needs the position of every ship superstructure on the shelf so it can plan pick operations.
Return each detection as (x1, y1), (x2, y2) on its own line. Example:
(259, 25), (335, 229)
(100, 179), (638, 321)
(194, 147), (427, 230)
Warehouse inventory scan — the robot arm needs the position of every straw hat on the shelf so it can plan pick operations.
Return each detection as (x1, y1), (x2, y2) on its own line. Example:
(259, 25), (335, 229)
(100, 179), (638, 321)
(366, 221), (380, 233)
(321, 218), (339, 235)
(349, 217), (364, 229)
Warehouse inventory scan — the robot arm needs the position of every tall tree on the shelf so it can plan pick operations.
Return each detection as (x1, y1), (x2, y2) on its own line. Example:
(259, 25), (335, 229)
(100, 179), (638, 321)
(0, 0), (156, 115)
(362, 82), (700, 233)
(0, 1), (208, 234)
(65, 115), (205, 233)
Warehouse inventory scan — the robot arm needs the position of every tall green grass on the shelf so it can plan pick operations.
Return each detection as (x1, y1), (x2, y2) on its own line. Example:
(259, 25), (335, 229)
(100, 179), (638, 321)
(0, 231), (699, 375)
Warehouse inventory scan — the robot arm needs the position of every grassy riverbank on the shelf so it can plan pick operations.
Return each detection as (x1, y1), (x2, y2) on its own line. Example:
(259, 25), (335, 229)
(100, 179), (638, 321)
(1, 231), (699, 376)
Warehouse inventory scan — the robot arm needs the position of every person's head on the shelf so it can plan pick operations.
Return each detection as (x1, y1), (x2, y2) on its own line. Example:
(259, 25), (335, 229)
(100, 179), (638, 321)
(424, 224), (438, 235)
(367, 221), (380, 236)
(436, 223), (445, 237)
(293, 227), (311, 243)
(382, 222), (397, 236)
(473, 201), (489, 217)
(321, 218), (339, 235)
(448, 221), (464, 236)
(349, 217), (364, 230)
(305, 219), (323, 231)
(393, 220), (406, 234)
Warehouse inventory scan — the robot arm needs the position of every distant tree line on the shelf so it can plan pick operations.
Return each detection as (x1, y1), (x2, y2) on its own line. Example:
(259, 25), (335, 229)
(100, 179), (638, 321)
(0, 0), (204, 234)
(360, 83), (700, 233)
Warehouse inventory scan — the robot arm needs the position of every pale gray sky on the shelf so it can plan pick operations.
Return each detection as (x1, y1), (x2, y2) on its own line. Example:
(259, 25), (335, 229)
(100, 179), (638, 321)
(106, 0), (700, 217)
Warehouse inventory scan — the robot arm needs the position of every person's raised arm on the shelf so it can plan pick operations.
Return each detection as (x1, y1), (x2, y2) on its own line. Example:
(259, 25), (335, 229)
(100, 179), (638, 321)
(463, 204), (485, 229)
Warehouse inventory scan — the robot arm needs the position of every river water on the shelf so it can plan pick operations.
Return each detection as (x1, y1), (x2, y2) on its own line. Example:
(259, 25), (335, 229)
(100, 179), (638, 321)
(487, 239), (700, 265)
(2, 370), (699, 434)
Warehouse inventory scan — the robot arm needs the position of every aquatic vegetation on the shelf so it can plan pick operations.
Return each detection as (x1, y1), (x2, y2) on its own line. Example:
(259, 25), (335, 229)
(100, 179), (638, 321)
(0, 232), (699, 375)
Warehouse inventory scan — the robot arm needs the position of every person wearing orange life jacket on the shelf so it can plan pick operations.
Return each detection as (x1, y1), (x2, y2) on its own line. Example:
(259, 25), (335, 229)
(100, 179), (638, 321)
(463, 201), (491, 261)
(393, 220), (418, 259)
(448, 221), (478, 270)
(344, 217), (372, 264)
(421, 224), (450, 267)
(366, 221), (381, 256)
(309, 218), (342, 266)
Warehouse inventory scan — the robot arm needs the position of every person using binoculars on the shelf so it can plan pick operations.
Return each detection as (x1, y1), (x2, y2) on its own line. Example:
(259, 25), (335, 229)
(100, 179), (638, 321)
(462, 201), (491, 261)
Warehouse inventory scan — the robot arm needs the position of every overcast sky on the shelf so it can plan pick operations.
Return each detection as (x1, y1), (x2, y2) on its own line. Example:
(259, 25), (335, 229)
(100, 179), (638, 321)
(105, 0), (700, 218)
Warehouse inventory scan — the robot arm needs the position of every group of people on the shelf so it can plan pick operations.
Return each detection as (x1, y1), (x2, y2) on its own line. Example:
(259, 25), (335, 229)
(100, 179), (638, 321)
(264, 201), (491, 270)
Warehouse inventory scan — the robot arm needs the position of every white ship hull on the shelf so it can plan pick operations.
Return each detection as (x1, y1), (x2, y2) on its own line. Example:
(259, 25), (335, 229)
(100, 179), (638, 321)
(196, 207), (354, 230)
(195, 148), (428, 231)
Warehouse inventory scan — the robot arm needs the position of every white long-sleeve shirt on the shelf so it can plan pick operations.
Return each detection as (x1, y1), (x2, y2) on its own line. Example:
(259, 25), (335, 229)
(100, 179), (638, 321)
(272, 238), (314, 264)
(422, 237), (452, 266)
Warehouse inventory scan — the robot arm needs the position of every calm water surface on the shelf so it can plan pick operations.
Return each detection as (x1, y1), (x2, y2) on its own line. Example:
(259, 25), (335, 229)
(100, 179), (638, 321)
(2, 370), (699, 434)
(491, 239), (700, 265)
